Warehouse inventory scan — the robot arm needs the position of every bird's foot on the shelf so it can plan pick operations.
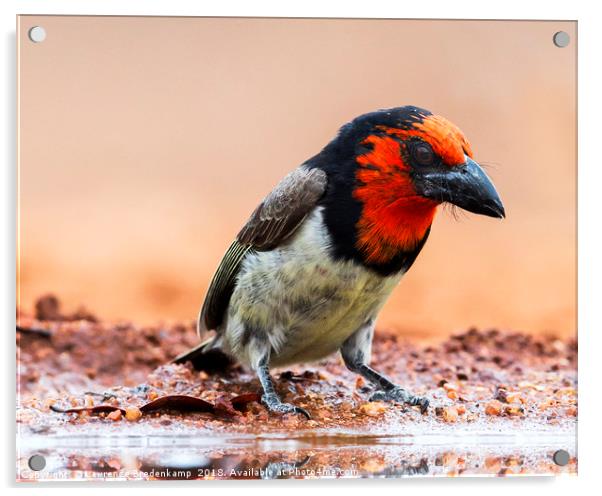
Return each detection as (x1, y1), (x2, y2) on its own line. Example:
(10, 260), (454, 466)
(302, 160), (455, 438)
(261, 394), (311, 419)
(370, 387), (430, 414)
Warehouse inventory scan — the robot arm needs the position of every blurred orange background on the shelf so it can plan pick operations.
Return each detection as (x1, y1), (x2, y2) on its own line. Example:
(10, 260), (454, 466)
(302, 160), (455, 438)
(17, 17), (576, 340)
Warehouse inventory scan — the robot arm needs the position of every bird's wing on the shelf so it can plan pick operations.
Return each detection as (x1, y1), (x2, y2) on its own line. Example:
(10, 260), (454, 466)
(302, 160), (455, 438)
(197, 239), (253, 337)
(198, 166), (328, 336)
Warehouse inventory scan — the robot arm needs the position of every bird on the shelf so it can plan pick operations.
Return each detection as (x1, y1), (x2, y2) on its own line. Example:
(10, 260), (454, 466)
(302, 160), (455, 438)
(173, 106), (505, 419)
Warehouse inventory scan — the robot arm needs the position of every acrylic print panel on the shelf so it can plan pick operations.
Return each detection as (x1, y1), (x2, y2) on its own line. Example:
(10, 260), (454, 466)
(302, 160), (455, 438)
(17, 16), (577, 480)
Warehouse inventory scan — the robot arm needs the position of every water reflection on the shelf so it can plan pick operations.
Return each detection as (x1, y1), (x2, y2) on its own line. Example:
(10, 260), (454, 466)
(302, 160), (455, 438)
(17, 439), (577, 481)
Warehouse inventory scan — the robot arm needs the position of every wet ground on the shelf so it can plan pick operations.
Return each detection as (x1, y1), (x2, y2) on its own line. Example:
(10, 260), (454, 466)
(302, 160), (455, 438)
(16, 296), (578, 480)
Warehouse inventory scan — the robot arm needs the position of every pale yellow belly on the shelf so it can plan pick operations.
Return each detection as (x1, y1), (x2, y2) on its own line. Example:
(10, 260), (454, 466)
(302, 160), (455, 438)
(268, 273), (399, 366)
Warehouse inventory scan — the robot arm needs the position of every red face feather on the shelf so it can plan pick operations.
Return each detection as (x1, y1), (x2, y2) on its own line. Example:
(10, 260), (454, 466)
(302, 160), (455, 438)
(376, 114), (473, 166)
(353, 115), (472, 264)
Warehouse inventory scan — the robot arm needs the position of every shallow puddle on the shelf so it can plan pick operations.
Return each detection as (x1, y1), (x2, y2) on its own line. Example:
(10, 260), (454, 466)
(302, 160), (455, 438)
(18, 430), (577, 480)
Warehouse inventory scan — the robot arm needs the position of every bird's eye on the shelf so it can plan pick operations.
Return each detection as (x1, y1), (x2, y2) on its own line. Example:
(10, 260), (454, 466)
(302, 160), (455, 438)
(412, 142), (434, 166)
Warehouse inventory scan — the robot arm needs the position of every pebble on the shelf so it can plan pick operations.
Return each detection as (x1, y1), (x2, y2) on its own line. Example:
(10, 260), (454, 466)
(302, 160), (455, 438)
(485, 400), (502, 416)
(359, 401), (387, 417)
(442, 406), (458, 423)
(107, 410), (122, 421)
(125, 406), (143, 422)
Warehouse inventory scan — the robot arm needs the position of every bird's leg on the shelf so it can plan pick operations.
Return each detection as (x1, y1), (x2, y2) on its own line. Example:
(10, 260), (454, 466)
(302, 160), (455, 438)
(255, 354), (310, 419)
(341, 322), (429, 414)
(354, 363), (429, 414)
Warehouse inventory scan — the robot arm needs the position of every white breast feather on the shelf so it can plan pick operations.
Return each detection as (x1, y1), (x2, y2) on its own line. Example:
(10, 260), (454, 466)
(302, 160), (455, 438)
(223, 208), (403, 367)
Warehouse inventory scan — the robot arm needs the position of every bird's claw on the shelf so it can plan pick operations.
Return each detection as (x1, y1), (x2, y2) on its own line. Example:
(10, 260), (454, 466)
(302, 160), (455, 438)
(370, 387), (429, 414)
(261, 394), (311, 419)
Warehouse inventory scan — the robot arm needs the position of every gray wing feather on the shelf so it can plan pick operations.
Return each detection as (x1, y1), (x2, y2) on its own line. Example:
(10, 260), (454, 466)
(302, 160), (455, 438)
(197, 240), (253, 336)
(238, 167), (327, 249)
(198, 166), (327, 336)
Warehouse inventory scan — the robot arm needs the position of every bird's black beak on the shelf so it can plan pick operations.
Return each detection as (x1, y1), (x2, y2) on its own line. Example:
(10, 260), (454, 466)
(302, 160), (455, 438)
(415, 157), (505, 219)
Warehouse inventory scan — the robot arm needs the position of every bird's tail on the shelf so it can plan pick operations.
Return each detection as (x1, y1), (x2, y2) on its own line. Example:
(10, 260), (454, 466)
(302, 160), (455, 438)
(171, 337), (234, 373)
